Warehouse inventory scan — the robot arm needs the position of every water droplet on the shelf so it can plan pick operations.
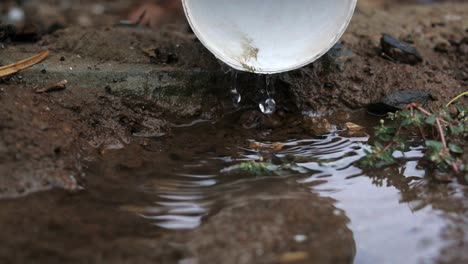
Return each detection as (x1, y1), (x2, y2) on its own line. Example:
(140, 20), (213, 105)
(266, 75), (272, 94)
(265, 74), (277, 96)
(259, 98), (276, 115)
(229, 70), (241, 106)
(231, 89), (242, 106)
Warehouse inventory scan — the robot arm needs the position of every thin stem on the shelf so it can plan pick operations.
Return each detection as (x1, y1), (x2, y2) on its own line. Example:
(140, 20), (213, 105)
(383, 126), (402, 152)
(446, 91), (468, 107)
(414, 105), (450, 125)
(418, 126), (427, 140)
(452, 162), (460, 174)
(436, 118), (447, 148)
(434, 118), (461, 174)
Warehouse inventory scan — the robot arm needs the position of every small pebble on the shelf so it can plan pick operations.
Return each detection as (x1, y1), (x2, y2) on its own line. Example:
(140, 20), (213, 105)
(294, 234), (308, 243)
(302, 116), (333, 135)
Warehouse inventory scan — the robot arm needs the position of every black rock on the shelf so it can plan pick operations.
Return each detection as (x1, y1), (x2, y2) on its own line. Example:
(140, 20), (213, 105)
(367, 90), (435, 116)
(380, 34), (423, 65)
(322, 43), (355, 72)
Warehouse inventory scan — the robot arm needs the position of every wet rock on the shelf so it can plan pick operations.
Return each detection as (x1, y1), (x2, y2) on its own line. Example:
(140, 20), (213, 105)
(302, 116), (333, 135)
(239, 110), (264, 129)
(380, 34), (423, 65)
(367, 90), (435, 116)
(239, 111), (283, 130)
(322, 43), (355, 72)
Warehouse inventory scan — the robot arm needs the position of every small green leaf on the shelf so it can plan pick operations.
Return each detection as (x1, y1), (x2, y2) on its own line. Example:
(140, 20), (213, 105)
(455, 104), (465, 115)
(448, 143), (463, 154)
(426, 140), (444, 152)
(425, 115), (436, 125)
(451, 124), (465, 136)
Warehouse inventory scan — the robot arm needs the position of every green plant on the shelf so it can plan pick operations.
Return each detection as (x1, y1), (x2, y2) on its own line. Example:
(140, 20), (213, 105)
(360, 103), (467, 178)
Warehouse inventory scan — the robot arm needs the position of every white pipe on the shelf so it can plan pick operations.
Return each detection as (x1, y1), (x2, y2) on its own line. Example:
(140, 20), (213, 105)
(182, 0), (357, 74)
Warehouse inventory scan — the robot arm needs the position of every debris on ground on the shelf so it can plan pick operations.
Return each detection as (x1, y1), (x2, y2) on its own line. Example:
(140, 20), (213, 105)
(345, 122), (365, 131)
(302, 116), (334, 135)
(34, 79), (68, 93)
(0, 50), (49, 77)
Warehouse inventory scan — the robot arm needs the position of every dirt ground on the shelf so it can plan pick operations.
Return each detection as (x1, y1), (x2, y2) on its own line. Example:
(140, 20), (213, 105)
(0, 0), (467, 197)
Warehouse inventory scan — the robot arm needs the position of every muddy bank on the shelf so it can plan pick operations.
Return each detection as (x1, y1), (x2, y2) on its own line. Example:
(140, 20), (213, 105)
(0, 84), (170, 197)
(0, 173), (355, 264)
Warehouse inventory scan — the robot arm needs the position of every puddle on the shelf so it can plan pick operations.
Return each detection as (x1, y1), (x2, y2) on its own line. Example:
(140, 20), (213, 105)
(0, 112), (466, 263)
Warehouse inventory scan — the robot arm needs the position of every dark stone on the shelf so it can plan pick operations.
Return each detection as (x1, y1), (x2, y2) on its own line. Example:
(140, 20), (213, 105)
(104, 85), (112, 94)
(380, 34), (423, 65)
(367, 90), (435, 116)
(46, 22), (66, 35)
(322, 43), (355, 72)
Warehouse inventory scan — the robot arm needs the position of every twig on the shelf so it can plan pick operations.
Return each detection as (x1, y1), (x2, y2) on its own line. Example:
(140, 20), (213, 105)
(35, 80), (68, 93)
(412, 104), (450, 125)
(435, 118), (447, 148)
(0, 50), (49, 77)
(446, 91), (468, 107)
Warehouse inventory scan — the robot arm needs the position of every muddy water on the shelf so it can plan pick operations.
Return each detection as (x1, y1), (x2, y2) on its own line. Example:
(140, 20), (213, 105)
(0, 112), (467, 263)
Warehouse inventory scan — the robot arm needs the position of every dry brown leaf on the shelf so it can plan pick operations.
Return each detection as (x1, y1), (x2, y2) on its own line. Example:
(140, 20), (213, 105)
(345, 122), (365, 131)
(249, 142), (285, 152)
(0, 50), (50, 78)
(279, 251), (309, 263)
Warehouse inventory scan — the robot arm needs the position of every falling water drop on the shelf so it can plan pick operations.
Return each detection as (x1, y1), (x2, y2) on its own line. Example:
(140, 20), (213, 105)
(266, 75), (272, 94)
(258, 74), (277, 114)
(231, 90), (242, 105)
(259, 98), (276, 115)
(229, 70), (242, 106)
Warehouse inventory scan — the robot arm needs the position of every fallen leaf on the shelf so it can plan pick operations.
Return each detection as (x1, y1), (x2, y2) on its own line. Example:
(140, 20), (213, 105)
(345, 122), (365, 131)
(0, 50), (49, 78)
(279, 251), (309, 263)
(249, 142), (285, 152)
